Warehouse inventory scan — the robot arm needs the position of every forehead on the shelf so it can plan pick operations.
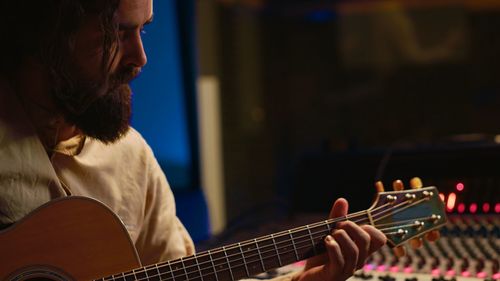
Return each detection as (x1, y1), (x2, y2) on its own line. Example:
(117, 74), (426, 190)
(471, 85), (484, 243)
(116, 0), (153, 24)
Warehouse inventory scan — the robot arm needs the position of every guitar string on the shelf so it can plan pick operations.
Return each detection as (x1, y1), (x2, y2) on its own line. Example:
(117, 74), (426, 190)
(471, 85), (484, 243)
(143, 200), (408, 277)
(104, 221), (425, 281)
(101, 199), (417, 281)
(102, 200), (421, 281)
(100, 209), (371, 280)
(374, 214), (438, 228)
(102, 197), (433, 281)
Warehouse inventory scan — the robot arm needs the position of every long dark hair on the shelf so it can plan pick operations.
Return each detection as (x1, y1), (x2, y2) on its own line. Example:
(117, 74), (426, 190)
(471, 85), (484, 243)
(1, 0), (120, 80)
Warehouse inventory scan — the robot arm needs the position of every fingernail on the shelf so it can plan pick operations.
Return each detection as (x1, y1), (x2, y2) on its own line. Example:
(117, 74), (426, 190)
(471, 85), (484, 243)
(325, 235), (333, 243)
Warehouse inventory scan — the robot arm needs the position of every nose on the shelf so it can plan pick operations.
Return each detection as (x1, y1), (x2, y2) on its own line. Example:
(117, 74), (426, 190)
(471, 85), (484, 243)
(121, 30), (148, 68)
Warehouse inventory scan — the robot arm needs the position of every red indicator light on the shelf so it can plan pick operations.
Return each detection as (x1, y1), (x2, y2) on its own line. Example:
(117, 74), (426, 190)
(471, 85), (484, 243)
(469, 203), (478, 214)
(446, 193), (457, 212)
(457, 203), (466, 213)
(456, 183), (464, 191)
(483, 203), (490, 213)
(495, 203), (500, 213)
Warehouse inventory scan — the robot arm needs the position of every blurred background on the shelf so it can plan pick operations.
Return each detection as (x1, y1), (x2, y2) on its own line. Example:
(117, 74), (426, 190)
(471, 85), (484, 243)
(130, 0), (500, 245)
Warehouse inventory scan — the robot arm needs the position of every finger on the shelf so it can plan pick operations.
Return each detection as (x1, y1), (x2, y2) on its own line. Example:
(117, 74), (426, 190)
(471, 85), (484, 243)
(303, 253), (328, 271)
(324, 235), (344, 277)
(361, 225), (387, 254)
(393, 246), (406, 257)
(392, 180), (404, 191)
(426, 230), (441, 242)
(329, 198), (348, 219)
(332, 229), (359, 277)
(338, 221), (370, 269)
(375, 181), (385, 193)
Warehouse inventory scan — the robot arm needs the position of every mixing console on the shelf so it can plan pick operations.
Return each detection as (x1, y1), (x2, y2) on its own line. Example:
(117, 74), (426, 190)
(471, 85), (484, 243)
(356, 214), (499, 281)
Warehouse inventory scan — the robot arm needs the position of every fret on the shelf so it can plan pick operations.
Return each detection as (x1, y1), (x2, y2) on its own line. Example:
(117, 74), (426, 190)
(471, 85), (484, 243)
(325, 220), (332, 234)
(258, 237), (281, 270)
(168, 260), (176, 281)
(154, 264), (161, 281)
(125, 270), (137, 281)
(157, 263), (170, 280)
(207, 250), (220, 281)
(181, 257), (189, 281)
(236, 242), (260, 276)
(222, 246), (235, 281)
(133, 269), (143, 281)
(238, 243), (251, 277)
(288, 230), (300, 261)
(138, 265), (160, 281)
(194, 253), (205, 281)
(306, 225), (318, 255)
(270, 233), (283, 267)
(123, 270), (137, 281)
(144, 264), (161, 281)
(254, 239), (266, 272)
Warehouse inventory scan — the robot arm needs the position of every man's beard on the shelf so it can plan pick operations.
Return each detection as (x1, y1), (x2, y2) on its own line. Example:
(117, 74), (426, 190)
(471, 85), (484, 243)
(52, 66), (140, 144)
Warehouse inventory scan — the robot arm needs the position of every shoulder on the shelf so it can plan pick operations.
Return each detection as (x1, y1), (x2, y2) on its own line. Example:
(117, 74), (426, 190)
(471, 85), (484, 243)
(80, 127), (158, 171)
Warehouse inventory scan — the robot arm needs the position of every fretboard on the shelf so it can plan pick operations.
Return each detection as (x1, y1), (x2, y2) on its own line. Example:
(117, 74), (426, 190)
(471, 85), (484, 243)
(98, 211), (370, 281)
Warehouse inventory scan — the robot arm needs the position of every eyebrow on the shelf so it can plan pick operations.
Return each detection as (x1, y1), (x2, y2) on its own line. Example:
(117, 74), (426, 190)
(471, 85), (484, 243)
(119, 14), (154, 31)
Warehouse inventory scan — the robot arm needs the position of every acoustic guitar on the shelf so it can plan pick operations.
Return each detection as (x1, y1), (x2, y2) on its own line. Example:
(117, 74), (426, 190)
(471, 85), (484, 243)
(0, 186), (446, 281)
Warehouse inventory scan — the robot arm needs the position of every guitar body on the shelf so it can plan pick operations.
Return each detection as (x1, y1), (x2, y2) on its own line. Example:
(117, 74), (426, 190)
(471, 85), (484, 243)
(0, 197), (141, 281)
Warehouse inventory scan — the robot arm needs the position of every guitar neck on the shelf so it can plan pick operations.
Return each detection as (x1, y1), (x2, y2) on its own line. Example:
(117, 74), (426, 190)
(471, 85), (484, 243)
(98, 211), (370, 281)
(97, 186), (447, 281)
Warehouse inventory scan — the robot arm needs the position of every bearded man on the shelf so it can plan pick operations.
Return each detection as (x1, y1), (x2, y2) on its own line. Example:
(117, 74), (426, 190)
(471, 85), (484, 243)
(0, 1), (386, 281)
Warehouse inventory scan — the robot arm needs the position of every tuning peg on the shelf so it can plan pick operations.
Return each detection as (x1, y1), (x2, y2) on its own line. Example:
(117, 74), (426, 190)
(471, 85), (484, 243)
(392, 180), (404, 191)
(375, 181), (385, 193)
(425, 230), (441, 242)
(410, 177), (423, 189)
(391, 180), (406, 256)
(410, 177), (441, 243)
(393, 245), (406, 257)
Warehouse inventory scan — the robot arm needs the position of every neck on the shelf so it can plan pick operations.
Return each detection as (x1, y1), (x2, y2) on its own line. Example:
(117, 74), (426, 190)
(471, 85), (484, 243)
(12, 59), (80, 152)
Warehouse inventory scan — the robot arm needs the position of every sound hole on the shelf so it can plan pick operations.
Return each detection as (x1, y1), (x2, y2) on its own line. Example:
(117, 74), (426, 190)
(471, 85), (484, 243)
(8, 267), (71, 281)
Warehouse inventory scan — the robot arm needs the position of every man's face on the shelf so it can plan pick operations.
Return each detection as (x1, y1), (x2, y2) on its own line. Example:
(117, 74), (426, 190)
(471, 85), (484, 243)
(54, 0), (153, 143)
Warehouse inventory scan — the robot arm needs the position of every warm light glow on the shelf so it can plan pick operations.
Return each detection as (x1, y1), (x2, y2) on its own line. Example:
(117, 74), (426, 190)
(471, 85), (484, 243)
(390, 266), (399, 273)
(432, 269), (441, 276)
(483, 203), (490, 213)
(469, 203), (478, 214)
(477, 272), (487, 278)
(403, 267), (413, 274)
(457, 203), (466, 213)
(446, 270), (456, 277)
(456, 183), (464, 191)
(462, 271), (471, 277)
(495, 203), (500, 213)
(446, 193), (457, 212)
(439, 193), (445, 202)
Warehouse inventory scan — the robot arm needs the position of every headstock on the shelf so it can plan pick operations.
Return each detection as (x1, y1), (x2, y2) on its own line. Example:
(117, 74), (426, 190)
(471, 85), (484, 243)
(368, 186), (447, 247)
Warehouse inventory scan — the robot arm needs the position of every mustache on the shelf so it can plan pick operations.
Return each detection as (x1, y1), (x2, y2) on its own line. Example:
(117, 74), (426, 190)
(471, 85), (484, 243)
(110, 67), (141, 86)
